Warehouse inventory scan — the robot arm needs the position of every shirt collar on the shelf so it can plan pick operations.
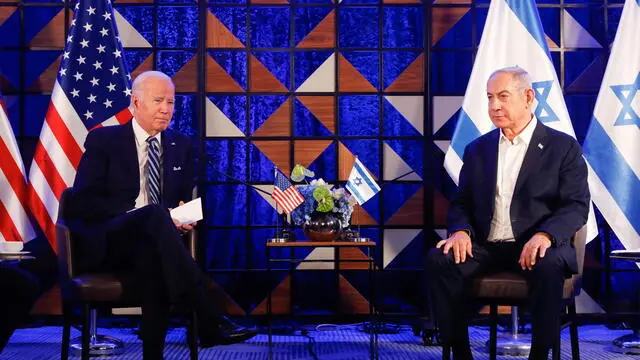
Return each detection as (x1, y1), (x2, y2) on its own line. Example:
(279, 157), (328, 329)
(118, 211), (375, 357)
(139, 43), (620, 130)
(132, 118), (162, 147)
(499, 116), (537, 146)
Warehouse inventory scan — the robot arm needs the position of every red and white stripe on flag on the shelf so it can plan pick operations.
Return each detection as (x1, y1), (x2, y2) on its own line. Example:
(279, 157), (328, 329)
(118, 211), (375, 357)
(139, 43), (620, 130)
(0, 98), (36, 243)
(272, 186), (304, 214)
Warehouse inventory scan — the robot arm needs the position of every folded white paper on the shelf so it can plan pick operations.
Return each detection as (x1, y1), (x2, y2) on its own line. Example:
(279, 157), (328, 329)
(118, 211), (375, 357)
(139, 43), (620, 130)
(170, 197), (203, 225)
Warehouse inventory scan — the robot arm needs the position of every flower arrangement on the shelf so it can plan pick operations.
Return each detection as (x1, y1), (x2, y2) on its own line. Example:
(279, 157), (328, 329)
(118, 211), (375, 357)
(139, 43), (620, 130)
(289, 164), (356, 229)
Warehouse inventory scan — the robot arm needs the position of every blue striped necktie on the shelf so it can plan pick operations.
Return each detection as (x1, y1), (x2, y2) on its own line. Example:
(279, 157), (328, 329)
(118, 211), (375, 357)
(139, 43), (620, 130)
(146, 136), (161, 205)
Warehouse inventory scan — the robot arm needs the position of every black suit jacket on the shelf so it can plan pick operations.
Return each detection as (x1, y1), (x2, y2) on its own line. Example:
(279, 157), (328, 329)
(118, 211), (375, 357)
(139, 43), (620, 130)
(68, 120), (195, 269)
(447, 121), (590, 273)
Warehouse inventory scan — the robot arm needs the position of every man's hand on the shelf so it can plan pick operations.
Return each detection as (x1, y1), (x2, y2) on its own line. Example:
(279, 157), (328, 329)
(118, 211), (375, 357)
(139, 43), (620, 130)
(170, 201), (197, 233)
(519, 232), (552, 270)
(436, 231), (473, 264)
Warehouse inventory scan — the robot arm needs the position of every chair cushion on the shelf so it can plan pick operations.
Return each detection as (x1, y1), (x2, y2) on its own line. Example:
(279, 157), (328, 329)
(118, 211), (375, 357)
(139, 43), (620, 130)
(471, 272), (577, 301)
(70, 274), (125, 302)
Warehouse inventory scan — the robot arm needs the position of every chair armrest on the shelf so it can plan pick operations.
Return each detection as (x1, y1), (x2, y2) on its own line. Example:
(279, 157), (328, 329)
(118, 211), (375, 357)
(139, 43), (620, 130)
(55, 221), (75, 282)
(187, 228), (198, 261)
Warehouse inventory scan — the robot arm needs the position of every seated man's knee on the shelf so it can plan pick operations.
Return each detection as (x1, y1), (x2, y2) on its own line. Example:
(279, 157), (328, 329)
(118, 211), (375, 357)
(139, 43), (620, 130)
(426, 248), (453, 269)
(139, 204), (171, 222)
(532, 249), (563, 276)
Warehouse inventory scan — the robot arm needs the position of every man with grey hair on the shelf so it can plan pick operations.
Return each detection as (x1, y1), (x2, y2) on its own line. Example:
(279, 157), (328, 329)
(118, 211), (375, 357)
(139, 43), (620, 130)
(427, 66), (589, 359)
(69, 71), (256, 359)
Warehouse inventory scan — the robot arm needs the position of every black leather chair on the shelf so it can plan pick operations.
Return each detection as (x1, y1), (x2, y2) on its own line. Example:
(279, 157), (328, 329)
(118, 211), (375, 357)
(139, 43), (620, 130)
(56, 188), (199, 360)
(443, 233), (585, 360)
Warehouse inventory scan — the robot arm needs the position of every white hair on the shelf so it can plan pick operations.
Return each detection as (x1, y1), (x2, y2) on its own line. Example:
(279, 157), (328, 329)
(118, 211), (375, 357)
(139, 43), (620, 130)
(488, 66), (532, 91)
(130, 71), (174, 103)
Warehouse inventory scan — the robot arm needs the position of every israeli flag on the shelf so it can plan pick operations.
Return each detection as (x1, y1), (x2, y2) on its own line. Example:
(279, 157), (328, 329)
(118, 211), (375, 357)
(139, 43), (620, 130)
(583, 0), (640, 250)
(347, 158), (381, 205)
(443, 0), (598, 242)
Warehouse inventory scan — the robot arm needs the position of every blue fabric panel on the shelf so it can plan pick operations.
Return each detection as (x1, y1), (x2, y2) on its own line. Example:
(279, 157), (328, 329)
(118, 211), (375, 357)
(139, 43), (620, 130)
(431, 142), (458, 201)
(204, 229), (247, 270)
(435, 10), (472, 48)
(293, 98), (333, 137)
(0, 51), (20, 89)
(382, 183), (422, 223)
(157, 6), (199, 48)
(383, 6), (424, 49)
(209, 6), (247, 45)
(565, 94), (597, 141)
(249, 142), (283, 182)
(305, 142), (337, 182)
(383, 51), (420, 89)
(294, 51), (332, 89)
(23, 7), (60, 45)
(383, 99), (422, 137)
(430, 51), (473, 93)
(564, 7), (606, 45)
(3, 96), (20, 136)
(252, 51), (290, 90)
(341, 0), (379, 4)
(209, 51), (247, 90)
(250, 7), (290, 48)
(538, 8), (561, 48)
(339, 7), (379, 48)
(249, 188), (278, 226)
(381, 230), (424, 270)
(249, 95), (289, 135)
(361, 193), (380, 224)
(294, 7), (333, 46)
(433, 109), (461, 139)
(115, 6), (154, 45)
(23, 0), (61, 2)
(385, 140), (424, 179)
(204, 184), (247, 226)
(168, 95), (197, 137)
(23, 95), (48, 137)
(208, 95), (247, 135)
(250, 229), (313, 270)
(123, 51), (153, 79)
(24, 50), (60, 88)
(339, 95), (380, 137)
(564, 51), (602, 93)
(607, 7), (623, 45)
(293, 0), (333, 3)
(208, 0), (247, 4)
(157, 50), (196, 78)
(341, 51), (379, 90)
(0, 9), (20, 46)
(205, 139), (247, 182)
(341, 139), (379, 178)
(157, 0), (197, 3)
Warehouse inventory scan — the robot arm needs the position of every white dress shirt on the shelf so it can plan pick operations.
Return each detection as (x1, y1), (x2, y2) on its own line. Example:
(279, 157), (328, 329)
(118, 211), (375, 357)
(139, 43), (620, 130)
(132, 118), (162, 208)
(487, 117), (537, 242)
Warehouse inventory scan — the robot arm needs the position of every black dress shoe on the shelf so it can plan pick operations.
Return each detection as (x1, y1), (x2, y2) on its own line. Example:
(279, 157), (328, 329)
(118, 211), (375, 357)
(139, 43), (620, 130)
(198, 316), (258, 347)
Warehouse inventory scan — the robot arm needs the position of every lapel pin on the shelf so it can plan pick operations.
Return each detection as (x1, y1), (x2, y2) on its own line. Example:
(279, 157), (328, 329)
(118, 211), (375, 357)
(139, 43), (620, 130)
(171, 142), (176, 146)
(537, 143), (544, 150)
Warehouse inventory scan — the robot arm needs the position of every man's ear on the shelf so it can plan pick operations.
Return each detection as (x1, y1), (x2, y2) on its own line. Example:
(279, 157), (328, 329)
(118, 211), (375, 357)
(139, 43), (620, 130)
(525, 88), (535, 105)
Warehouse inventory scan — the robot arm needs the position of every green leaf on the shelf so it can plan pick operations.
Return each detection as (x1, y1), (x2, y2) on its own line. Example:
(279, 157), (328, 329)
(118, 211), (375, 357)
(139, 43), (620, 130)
(291, 164), (306, 182)
(312, 186), (330, 201)
(316, 197), (334, 212)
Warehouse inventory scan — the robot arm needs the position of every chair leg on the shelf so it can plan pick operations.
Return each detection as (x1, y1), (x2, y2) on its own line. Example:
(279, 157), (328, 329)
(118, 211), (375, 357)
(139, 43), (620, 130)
(187, 310), (198, 360)
(442, 345), (451, 360)
(81, 305), (90, 360)
(490, 304), (498, 360)
(61, 303), (71, 360)
(568, 302), (580, 360)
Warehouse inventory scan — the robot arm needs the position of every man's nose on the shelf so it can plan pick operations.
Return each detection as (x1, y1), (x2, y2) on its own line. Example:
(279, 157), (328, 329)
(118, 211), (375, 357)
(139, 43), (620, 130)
(159, 102), (169, 113)
(489, 99), (501, 110)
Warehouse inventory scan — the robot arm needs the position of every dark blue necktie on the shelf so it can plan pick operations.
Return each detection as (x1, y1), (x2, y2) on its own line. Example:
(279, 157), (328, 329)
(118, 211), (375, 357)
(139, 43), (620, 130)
(146, 136), (161, 205)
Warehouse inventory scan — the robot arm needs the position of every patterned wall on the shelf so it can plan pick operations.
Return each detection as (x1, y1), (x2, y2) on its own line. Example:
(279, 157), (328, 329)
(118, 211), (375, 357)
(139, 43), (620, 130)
(0, 0), (629, 316)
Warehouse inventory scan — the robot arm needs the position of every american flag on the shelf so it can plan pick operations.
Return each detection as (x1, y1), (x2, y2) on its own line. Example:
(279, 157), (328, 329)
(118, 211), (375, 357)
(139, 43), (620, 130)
(272, 169), (304, 215)
(27, 0), (132, 251)
(0, 93), (36, 244)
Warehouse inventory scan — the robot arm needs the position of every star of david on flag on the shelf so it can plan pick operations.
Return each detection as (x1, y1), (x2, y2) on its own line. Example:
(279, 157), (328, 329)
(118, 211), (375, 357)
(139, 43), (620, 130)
(443, 0), (598, 243)
(584, 0), (640, 252)
(346, 158), (380, 205)
(27, 0), (132, 251)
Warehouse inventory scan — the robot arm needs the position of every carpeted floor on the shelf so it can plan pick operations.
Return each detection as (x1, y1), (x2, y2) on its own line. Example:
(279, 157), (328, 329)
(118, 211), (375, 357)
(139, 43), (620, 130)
(1, 324), (638, 359)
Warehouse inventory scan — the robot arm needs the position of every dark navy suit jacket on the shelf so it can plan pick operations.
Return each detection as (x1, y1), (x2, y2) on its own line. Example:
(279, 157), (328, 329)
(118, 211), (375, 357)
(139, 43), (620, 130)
(447, 121), (590, 274)
(68, 120), (195, 269)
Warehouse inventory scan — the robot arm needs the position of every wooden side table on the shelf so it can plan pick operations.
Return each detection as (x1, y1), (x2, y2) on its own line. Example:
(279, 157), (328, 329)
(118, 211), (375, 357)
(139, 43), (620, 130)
(266, 241), (379, 360)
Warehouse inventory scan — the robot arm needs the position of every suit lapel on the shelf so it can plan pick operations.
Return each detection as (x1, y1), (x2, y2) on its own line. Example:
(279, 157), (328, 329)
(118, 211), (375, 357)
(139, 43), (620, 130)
(485, 130), (499, 215)
(123, 121), (140, 184)
(514, 121), (548, 195)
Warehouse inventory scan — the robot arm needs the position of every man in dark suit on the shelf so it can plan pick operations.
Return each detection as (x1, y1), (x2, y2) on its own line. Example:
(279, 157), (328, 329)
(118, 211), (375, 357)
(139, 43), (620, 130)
(68, 71), (256, 359)
(427, 66), (589, 360)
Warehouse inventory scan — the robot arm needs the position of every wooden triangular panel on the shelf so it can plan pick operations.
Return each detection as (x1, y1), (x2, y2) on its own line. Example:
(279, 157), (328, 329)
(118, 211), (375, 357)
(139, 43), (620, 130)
(433, 189), (449, 228)
(431, 7), (469, 46)
(253, 98), (290, 137)
(385, 53), (424, 92)
(251, 0), (289, 3)
(0, 7), (17, 24)
(172, 54), (198, 92)
(297, 96), (335, 134)
(206, 56), (244, 93)
(297, 10), (335, 48)
(249, 54), (287, 92)
(383, 0), (421, 3)
(339, 275), (370, 314)
(339, 248), (377, 270)
(207, 10), (244, 48)
(338, 54), (377, 92)
(251, 276), (291, 315)
(293, 140), (332, 168)
(253, 140), (290, 175)
(386, 186), (424, 225)
(130, 54), (153, 81)
(546, 34), (559, 49)
(0, 74), (16, 92)
(350, 203), (378, 226)
(27, 56), (61, 92)
(204, 278), (246, 315)
(338, 142), (356, 181)
(29, 9), (65, 48)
